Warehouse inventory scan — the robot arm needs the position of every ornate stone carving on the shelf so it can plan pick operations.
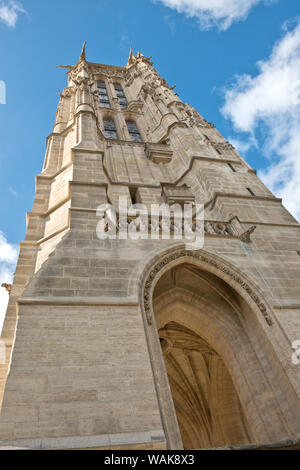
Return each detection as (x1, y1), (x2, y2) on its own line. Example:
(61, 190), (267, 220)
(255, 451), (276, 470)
(211, 141), (235, 152)
(145, 70), (174, 92)
(187, 110), (214, 128)
(173, 101), (186, 113)
(145, 142), (173, 164)
(204, 221), (236, 237)
(92, 65), (125, 80)
(142, 249), (273, 326)
(162, 184), (195, 206)
(72, 75), (90, 90)
(58, 87), (74, 99)
(127, 48), (153, 68)
(239, 226), (257, 243)
(127, 100), (144, 112)
(174, 103), (215, 129)
(111, 208), (252, 243)
(140, 82), (155, 99)
(1, 283), (12, 294)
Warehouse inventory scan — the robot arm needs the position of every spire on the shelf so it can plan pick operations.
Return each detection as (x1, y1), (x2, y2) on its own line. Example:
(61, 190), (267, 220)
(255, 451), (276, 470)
(80, 41), (87, 61)
(126, 47), (153, 67)
(127, 46), (134, 66)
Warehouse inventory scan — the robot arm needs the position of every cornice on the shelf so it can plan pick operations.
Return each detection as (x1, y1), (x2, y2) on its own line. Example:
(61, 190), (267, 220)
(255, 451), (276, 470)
(206, 192), (282, 211)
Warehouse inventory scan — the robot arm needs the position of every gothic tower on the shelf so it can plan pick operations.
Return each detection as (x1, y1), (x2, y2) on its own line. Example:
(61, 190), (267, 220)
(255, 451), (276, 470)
(0, 45), (300, 450)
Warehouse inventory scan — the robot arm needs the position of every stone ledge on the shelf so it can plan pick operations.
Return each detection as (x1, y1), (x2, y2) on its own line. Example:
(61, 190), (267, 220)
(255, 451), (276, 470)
(0, 429), (166, 450)
(272, 302), (300, 310)
(206, 192), (282, 211)
(18, 296), (139, 306)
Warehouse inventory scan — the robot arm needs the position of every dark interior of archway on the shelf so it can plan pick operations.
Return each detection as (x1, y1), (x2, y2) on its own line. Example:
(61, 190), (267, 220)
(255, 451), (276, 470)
(153, 263), (253, 449)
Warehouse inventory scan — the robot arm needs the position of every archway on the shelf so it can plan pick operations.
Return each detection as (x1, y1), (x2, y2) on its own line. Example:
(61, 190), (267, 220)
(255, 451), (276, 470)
(140, 248), (300, 449)
(158, 320), (251, 448)
(153, 264), (253, 448)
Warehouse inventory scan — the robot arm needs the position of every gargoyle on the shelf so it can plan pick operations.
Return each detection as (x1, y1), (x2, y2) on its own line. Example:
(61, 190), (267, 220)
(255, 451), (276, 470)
(239, 225), (257, 243)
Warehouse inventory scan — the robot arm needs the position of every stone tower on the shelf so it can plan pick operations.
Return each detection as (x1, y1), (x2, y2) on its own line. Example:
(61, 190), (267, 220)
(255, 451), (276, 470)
(0, 45), (300, 450)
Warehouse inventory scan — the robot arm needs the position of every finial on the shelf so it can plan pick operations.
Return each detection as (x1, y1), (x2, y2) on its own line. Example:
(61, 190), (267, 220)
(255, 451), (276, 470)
(80, 41), (87, 60)
(127, 46), (134, 66)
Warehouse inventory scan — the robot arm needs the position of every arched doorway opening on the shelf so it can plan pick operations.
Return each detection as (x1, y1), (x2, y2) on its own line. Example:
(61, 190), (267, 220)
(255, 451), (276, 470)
(158, 321), (251, 448)
(153, 263), (253, 448)
(141, 249), (300, 449)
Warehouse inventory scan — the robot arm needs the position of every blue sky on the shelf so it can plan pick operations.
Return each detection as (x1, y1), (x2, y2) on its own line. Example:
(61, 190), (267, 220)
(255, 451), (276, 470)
(0, 0), (300, 328)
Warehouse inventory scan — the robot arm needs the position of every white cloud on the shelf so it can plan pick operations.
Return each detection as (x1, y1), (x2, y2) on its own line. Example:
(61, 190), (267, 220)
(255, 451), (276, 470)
(228, 135), (258, 155)
(0, 0), (26, 28)
(9, 186), (18, 198)
(157, 0), (274, 31)
(221, 21), (300, 221)
(0, 231), (18, 334)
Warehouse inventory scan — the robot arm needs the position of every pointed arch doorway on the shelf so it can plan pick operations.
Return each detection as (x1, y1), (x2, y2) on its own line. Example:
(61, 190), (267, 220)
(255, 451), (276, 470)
(141, 249), (300, 450)
(153, 263), (252, 449)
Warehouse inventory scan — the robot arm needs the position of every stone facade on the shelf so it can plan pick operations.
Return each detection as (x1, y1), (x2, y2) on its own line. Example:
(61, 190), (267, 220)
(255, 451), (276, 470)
(0, 45), (300, 449)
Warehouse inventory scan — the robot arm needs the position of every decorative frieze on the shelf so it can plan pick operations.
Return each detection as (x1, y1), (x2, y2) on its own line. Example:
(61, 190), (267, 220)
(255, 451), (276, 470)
(211, 141), (235, 152)
(91, 65), (125, 80)
(173, 102), (215, 129)
(185, 106), (215, 129)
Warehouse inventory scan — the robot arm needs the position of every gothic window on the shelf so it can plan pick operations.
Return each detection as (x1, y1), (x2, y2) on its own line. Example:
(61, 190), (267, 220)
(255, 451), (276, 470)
(103, 118), (118, 140)
(98, 81), (111, 108)
(126, 121), (143, 142)
(114, 83), (128, 109)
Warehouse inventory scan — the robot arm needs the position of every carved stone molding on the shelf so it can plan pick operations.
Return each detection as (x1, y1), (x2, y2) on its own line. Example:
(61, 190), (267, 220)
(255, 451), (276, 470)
(127, 49), (153, 68)
(58, 87), (75, 99)
(142, 249), (273, 327)
(183, 105), (215, 129)
(127, 100), (144, 113)
(110, 208), (254, 243)
(211, 141), (235, 152)
(162, 184), (195, 206)
(204, 221), (236, 237)
(146, 143), (173, 164)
